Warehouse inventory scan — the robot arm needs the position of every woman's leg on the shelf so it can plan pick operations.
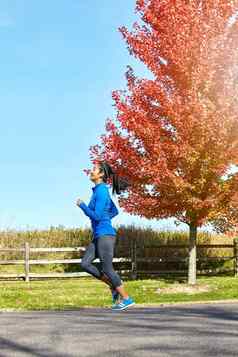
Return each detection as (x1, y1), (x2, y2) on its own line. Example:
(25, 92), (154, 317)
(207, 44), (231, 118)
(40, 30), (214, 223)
(81, 240), (119, 292)
(97, 236), (129, 300)
(80, 241), (102, 279)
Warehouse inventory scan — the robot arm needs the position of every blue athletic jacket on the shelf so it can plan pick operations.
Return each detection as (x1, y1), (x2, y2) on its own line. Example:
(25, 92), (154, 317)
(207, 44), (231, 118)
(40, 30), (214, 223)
(79, 182), (119, 239)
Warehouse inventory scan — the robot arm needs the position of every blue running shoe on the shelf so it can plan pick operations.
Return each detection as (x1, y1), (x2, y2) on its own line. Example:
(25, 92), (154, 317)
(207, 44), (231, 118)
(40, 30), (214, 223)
(111, 289), (120, 304)
(111, 297), (135, 311)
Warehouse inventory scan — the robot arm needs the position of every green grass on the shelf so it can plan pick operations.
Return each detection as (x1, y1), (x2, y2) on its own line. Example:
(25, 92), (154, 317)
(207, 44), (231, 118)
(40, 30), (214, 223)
(0, 276), (237, 311)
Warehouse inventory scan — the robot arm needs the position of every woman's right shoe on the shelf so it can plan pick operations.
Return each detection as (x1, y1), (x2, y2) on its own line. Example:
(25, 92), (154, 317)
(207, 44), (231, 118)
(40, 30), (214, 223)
(111, 297), (135, 311)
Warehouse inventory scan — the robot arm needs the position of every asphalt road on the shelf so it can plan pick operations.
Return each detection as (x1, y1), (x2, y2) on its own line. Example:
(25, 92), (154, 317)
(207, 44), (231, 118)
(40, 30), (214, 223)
(0, 303), (237, 357)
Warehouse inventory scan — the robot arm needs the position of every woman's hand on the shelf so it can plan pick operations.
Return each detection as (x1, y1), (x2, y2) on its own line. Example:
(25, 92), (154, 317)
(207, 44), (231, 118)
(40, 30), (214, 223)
(76, 198), (83, 207)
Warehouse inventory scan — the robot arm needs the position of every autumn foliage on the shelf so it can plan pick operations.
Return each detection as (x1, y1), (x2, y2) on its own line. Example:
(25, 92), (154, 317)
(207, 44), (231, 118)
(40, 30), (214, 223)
(90, 0), (238, 235)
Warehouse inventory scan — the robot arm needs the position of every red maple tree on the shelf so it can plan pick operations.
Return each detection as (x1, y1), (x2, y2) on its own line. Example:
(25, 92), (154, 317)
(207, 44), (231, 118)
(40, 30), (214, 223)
(89, 0), (238, 284)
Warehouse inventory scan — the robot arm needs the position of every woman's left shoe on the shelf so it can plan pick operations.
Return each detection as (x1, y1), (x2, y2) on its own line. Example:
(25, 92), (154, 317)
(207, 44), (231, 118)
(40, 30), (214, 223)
(111, 297), (135, 311)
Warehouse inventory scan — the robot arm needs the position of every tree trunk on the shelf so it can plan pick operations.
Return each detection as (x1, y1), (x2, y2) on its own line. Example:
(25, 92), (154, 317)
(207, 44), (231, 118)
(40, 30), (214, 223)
(188, 224), (197, 285)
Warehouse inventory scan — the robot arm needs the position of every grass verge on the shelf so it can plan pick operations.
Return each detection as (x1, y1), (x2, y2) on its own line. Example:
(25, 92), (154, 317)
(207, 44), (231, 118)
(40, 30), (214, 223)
(0, 276), (237, 311)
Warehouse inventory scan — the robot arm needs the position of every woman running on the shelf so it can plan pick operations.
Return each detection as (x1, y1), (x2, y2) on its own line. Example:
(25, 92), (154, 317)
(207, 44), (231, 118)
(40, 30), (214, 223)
(76, 161), (135, 311)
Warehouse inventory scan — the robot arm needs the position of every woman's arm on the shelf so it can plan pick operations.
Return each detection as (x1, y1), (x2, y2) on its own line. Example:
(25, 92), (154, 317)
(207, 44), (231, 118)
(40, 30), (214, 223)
(78, 186), (108, 221)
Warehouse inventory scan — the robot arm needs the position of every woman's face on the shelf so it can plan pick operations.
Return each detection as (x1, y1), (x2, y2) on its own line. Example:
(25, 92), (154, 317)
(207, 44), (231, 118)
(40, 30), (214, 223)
(89, 163), (104, 183)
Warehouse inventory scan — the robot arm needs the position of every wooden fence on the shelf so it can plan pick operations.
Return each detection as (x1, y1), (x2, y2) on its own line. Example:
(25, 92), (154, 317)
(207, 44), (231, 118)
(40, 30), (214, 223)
(130, 239), (238, 279)
(0, 239), (237, 281)
(0, 243), (131, 281)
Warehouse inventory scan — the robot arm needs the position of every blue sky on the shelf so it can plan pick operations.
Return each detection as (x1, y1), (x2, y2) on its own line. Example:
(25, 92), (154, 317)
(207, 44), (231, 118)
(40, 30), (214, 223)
(0, 0), (190, 232)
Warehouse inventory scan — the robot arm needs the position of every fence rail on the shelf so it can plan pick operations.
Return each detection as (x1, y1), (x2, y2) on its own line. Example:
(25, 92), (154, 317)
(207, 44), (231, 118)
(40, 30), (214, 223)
(0, 239), (237, 281)
(0, 243), (132, 281)
(131, 238), (238, 279)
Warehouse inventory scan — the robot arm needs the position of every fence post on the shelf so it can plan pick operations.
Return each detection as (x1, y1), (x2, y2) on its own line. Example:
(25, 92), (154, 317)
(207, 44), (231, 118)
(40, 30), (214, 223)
(131, 239), (137, 280)
(24, 242), (30, 282)
(234, 238), (238, 277)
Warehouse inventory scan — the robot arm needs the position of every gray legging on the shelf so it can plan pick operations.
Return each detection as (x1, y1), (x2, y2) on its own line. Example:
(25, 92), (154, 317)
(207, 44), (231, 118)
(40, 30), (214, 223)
(81, 235), (122, 289)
